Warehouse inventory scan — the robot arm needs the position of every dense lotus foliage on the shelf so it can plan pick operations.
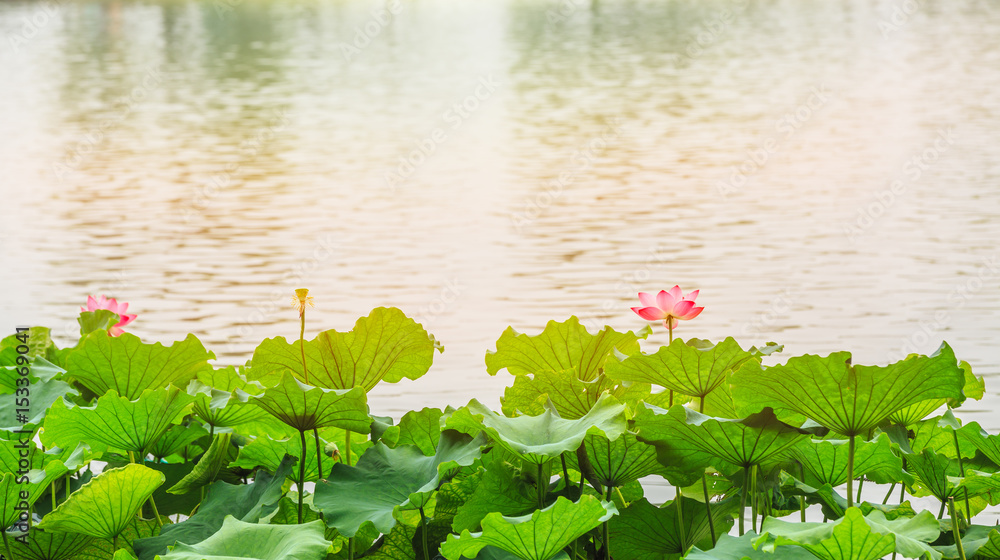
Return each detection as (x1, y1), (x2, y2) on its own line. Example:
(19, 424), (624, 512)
(1, 300), (998, 560)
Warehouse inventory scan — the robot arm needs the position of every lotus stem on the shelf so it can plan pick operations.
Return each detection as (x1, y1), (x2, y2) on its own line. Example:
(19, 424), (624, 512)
(799, 462), (807, 522)
(667, 323), (674, 407)
(750, 465), (757, 533)
(949, 497), (967, 560)
(702, 473), (716, 547)
(149, 493), (163, 527)
(65, 474), (71, 501)
(939, 499), (947, 519)
(314, 428), (323, 480)
(952, 430), (971, 519)
(210, 424), (215, 439)
(856, 476), (864, 504)
(298, 429), (307, 523)
(419, 506), (431, 560)
(604, 486), (613, 560)
(345, 430), (352, 467)
(537, 462), (547, 509)
(560, 454), (574, 491)
(883, 482), (896, 505)
(3, 524), (14, 560)
(847, 434), (855, 509)
(299, 303), (309, 384)
(675, 486), (685, 553)
(899, 457), (906, 502)
(740, 465), (748, 535)
(51, 480), (57, 511)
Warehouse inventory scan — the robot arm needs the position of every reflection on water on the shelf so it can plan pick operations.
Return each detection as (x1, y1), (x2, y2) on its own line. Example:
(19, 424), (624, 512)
(2, 0), (1000, 434)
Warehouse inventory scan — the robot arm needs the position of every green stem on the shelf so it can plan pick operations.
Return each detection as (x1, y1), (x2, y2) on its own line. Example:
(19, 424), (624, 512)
(561, 454), (574, 491)
(298, 429), (307, 524)
(604, 486), (613, 560)
(537, 462), (547, 509)
(149, 494), (163, 527)
(939, 499), (947, 519)
(847, 434), (855, 509)
(675, 486), (685, 553)
(799, 462), (807, 522)
(740, 465), (748, 536)
(420, 506), (431, 560)
(210, 424), (215, 439)
(750, 465), (757, 533)
(65, 473), (71, 502)
(856, 476), (864, 504)
(949, 497), (967, 560)
(314, 428), (324, 481)
(702, 473), (716, 547)
(348, 538), (355, 560)
(952, 429), (971, 519)
(51, 480), (57, 511)
(3, 526), (14, 560)
(345, 430), (352, 467)
(300, 309), (308, 384)
(883, 482), (896, 505)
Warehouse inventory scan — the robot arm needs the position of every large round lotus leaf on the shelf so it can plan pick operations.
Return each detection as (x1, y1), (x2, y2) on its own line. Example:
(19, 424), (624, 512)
(445, 392), (626, 465)
(36, 464), (164, 540)
(485, 317), (649, 382)
(41, 386), (195, 455)
(66, 332), (213, 400)
(314, 429), (486, 537)
(441, 495), (617, 560)
(249, 307), (440, 391)
(731, 342), (965, 436)
(249, 372), (370, 433)
(156, 516), (330, 560)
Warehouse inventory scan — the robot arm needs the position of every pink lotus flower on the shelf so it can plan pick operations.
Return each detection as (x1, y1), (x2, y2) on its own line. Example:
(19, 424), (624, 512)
(81, 295), (137, 337)
(631, 286), (704, 332)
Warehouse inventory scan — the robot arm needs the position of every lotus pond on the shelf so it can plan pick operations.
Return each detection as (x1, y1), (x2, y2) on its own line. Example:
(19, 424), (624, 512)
(2, 298), (999, 560)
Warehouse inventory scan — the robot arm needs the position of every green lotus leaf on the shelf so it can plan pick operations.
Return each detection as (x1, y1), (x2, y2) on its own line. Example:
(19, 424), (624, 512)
(249, 307), (440, 391)
(188, 378), (271, 429)
(66, 332), (214, 400)
(445, 393), (626, 465)
(486, 317), (650, 382)
(761, 508), (896, 560)
(683, 532), (815, 560)
(938, 525), (1000, 559)
(902, 448), (998, 502)
(36, 464), (164, 539)
(0, 327), (58, 363)
(564, 432), (671, 489)
(858, 501), (917, 520)
(77, 310), (120, 337)
(889, 362), (983, 425)
(861, 511), (942, 560)
(381, 407), (444, 456)
(452, 450), (536, 533)
(156, 516), (330, 560)
(147, 422), (209, 461)
(633, 404), (808, 476)
(229, 430), (353, 483)
(249, 372), (370, 433)
(609, 496), (739, 560)
(441, 495), (617, 560)
(957, 421), (1000, 468)
(1, 438), (74, 529)
(777, 475), (847, 521)
(314, 430), (487, 537)
(167, 433), (235, 494)
(907, 412), (977, 460)
(2, 527), (95, 560)
(132, 455), (295, 560)
(501, 369), (613, 419)
(731, 343), (965, 436)
(41, 386), (196, 456)
(70, 516), (160, 560)
(789, 433), (904, 487)
(0, 363), (77, 432)
(367, 522), (418, 560)
(605, 337), (758, 400)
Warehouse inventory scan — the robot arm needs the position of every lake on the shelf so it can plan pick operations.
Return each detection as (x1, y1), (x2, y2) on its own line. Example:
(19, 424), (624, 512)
(1, 0), (999, 435)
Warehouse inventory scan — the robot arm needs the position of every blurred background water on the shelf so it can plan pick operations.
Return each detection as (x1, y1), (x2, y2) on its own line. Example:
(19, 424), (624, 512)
(1, 0), (999, 436)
